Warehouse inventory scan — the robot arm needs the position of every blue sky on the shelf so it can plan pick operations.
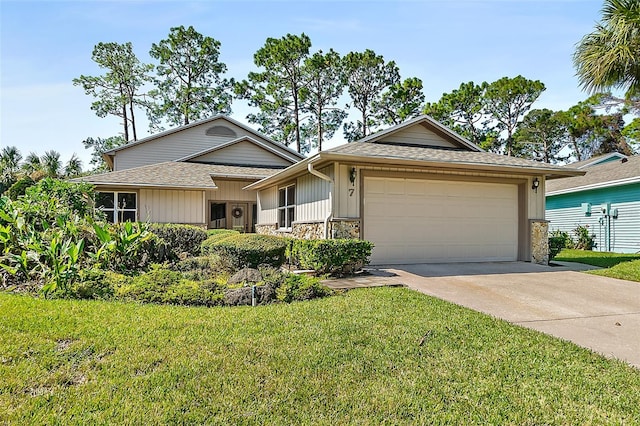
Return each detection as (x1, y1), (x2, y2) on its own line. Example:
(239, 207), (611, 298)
(1, 0), (603, 167)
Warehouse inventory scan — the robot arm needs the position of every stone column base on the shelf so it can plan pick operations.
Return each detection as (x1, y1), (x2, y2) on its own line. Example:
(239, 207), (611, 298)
(530, 219), (549, 265)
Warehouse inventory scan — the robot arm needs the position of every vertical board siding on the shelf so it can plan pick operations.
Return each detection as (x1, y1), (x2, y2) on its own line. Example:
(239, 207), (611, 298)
(205, 180), (257, 202)
(140, 189), (204, 224)
(546, 183), (640, 253)
(258, 187), (278, 224)
(190, 141), (292, 167)
(295, 165), (332, 222)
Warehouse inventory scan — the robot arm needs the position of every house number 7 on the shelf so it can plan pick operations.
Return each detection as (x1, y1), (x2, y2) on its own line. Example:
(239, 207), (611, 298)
(348, 189), (355, 197)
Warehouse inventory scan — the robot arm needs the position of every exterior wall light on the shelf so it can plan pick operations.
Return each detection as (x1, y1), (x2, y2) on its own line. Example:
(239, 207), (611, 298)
(531, 177), (540, 193)
(349, 167), (357, 185)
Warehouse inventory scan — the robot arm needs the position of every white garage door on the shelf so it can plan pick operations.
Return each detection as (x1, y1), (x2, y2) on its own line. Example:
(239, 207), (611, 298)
(364, 177), (519, 264)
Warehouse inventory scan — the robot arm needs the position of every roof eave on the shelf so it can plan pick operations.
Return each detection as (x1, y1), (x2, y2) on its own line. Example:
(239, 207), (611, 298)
(80, 181), (218, 190)
(547, 176), (640, 196)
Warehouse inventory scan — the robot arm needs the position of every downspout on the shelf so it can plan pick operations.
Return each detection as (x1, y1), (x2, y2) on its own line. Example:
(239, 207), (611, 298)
(308, 161), (334, 239)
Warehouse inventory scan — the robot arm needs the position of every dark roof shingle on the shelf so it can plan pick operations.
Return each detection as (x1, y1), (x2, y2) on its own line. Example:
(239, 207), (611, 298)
(546, 156), (640, 193)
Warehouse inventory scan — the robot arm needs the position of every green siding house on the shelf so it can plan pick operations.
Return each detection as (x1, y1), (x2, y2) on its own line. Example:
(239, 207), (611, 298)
(546, 154), (640, 253)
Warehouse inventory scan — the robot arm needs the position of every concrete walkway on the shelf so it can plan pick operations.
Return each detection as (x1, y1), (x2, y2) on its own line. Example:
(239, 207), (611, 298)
(326, 262), (640, 368)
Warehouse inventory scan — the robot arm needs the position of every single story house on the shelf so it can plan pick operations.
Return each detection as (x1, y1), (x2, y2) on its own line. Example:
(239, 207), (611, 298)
(246, 115), (582, 265)
(76, 115), (304, 233)
(546, 153), (640, 253)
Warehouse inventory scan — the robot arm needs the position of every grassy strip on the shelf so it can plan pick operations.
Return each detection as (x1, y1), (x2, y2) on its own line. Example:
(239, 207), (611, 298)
(589, 259), (640, 282)
(555, 249), (640, 268)
(1, 289), (639, 424)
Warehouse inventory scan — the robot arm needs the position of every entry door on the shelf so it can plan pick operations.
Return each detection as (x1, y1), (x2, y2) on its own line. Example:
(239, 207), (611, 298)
(230, 202), (250, 233)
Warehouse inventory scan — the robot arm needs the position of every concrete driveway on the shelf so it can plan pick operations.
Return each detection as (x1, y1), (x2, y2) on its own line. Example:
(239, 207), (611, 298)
(376, 262), (640, 368)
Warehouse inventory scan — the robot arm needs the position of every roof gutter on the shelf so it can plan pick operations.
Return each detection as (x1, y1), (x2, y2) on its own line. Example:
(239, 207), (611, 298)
(307, 160), (333, 239)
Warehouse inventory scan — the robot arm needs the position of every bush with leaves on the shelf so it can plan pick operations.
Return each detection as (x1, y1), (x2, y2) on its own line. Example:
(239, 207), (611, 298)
(6, 176), (35, 200)
(573, 224), (596, 250)
(548, 230), (572, 260)
(276, 273), (333, 303)
(148, 223), (208, 259)
(201, 234), (287, 268)
(287, 238), (373, 275)
(206, 229), (240, 237)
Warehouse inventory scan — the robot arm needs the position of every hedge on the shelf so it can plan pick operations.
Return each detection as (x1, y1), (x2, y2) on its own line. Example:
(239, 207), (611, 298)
(148, 223), (208, 258)
(287, 239), (373, 275)
(201, 234), (288, 269)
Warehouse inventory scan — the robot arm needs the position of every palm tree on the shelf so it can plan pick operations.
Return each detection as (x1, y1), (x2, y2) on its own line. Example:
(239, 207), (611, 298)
(41, 150), (62, 178)
(64, 154), (83, 177)
(0, 146), (22, 190)
(22, 152), (42, 175)
(574, 0), (640, 108)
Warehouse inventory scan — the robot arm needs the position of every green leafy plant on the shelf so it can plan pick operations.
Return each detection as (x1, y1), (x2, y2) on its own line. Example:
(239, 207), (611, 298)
(148, 223), (208, 258)
(548, 230), (573, 260)
(573, 224), (596, 250)
(287, 238), (374, 275)
(202, 234), (288, 269)
(276, 273), (333, 303)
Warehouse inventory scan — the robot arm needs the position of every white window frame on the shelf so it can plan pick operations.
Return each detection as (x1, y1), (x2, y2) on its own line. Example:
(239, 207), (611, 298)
(277, 184), (295, 230)
(96, 191), (137, 223)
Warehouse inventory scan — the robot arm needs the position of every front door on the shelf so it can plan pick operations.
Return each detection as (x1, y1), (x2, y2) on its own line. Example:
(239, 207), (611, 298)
(230, 202), (250, 233)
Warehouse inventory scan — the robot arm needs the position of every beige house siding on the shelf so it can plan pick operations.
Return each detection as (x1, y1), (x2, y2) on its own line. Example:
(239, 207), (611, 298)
(205, 180), (257, 202)
(378, 125), (457, 148)
(113, 120), (295, 170)
(140, 189), (204, 224)
(190, 141), (292, 167)
(257, 186), (278, 225)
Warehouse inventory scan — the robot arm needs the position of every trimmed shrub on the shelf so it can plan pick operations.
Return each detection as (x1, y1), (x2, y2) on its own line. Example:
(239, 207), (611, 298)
(206, 229), (240, 237)
(288, 239), (374, 275)
(7, 176), (35, 200)
(67, 269), (130, 300)
(549, 230), (572, 260)
(172, 255), (232, 281)
(202, 234), (288, 269)
(201, 233), (240, 255)
(148, 223), (208, 259)
(276, 273), (333, 303)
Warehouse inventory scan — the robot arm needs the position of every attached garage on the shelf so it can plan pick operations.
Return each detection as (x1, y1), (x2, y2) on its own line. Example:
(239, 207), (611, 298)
(250, 115), (584, 266)
(364, 176), (519, 264)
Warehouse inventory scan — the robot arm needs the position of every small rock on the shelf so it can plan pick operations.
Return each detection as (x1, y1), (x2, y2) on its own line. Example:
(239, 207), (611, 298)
(615, 322), (621, 326)
(228, 268), (262, 285)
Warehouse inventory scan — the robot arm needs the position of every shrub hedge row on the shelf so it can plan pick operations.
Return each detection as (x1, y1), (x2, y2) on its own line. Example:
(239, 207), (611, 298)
(202, 234), (288, 269)
(287, 239), (374, 275)
(148, 224), (208, 259)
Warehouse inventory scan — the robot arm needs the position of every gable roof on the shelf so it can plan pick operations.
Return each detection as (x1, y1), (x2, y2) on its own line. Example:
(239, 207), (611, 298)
(568, 152), (628, 169)
(101, 115), (305, 167)
(175, 136), (301, 164)
(358, 115), (483, 151)
(546, 155), (640, 195)
(74, 162), (281, 190)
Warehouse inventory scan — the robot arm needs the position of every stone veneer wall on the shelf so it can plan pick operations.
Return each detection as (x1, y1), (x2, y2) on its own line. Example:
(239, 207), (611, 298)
(255, 219), (361, 240)
(330, 219), (361, 239)
(530, 220), (549, 265)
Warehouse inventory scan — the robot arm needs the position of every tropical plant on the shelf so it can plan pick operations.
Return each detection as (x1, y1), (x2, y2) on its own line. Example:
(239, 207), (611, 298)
(574, 0), (640, 110)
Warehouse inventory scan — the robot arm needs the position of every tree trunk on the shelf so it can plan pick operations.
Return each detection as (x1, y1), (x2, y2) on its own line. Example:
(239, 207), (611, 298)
(129, 98), (137, 141)
(317, 104), (323, 152)
(571, 136), (582, 161)
(294, 91), (301, 153)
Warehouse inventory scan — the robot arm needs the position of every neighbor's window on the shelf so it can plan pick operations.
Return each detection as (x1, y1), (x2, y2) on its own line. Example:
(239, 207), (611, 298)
(96, 191), (137, 223)
(278, 184), (295, 230)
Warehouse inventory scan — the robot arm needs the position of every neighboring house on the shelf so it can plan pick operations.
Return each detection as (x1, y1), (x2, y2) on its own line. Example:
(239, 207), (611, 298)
(75, 116), (304, 232)
(546, 154), (640, 253)
(247, 115), (582, 265)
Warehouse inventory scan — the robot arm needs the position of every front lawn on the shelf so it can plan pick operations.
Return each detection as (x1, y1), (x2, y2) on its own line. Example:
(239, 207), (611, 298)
(1, 289), (638, 424)
(590, 259), (640, 282)
(555, 248), (640, 268)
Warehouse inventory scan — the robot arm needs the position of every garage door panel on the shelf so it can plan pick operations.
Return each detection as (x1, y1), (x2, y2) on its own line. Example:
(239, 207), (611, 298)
(364, 177), (518, 264)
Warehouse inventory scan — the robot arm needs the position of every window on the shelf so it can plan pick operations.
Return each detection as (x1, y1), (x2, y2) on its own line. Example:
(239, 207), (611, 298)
(205, 125), (237, 138)
(96, 191), (137, 223)
(278, 184), (295, 230)
(210, 202), (226, 229)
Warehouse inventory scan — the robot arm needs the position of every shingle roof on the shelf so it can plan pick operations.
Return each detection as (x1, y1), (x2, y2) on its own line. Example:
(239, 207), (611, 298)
(567, 152), (628, 169)
(546, 155), (640, 194)
(74, 162), (282, 189)
(329, 142), (575, 173)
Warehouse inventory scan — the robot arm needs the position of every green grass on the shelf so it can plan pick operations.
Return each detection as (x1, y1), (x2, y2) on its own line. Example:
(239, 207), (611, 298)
(589, 259), (640, 282)
(1, 289), (639, 425)
(555, 248), (640, 268)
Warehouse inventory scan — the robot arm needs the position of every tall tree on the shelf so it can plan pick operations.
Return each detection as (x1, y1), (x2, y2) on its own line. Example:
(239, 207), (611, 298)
(622, 117), (640, 153)
(300, 49), (346, 152)
(374, 77), (425, 126)
(64, 154), (83, 178)
(513, 109), (568, 163)
(0, 146), (22, 192)
(236, 33), (311, 153)
(574, 0), (640, 111)
(342, 49), (400, 141)
(483, 75), (546, 156)
(423, 81), (491, 146)
(41, 150), (62, 178)
(150, 25), (233, 128)
(22, 152), (42, 175)
(73, 42), (152, 141)
(82, 136), (127, 172)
